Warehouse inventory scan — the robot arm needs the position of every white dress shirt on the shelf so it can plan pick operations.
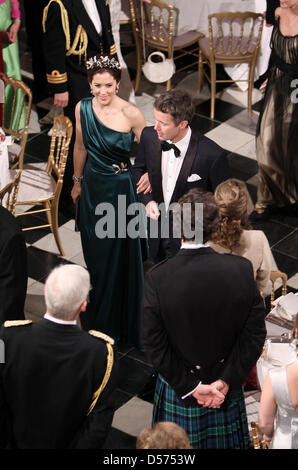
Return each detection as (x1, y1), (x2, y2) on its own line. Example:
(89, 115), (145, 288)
(82, 0), (102, 35)
(161, 127), (192, 211)
(44, 313), (77, 325)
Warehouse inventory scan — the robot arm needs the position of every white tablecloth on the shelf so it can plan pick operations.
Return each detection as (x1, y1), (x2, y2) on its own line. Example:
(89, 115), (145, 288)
(168, 0), (273, 90)
(0, 137), (12, 191)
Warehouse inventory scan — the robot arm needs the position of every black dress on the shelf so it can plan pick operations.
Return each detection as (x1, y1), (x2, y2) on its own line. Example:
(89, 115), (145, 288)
(256, 19), (298, 209)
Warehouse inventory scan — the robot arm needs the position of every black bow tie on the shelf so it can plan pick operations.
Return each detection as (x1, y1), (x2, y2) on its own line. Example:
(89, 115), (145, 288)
(161, 141), (181, 158)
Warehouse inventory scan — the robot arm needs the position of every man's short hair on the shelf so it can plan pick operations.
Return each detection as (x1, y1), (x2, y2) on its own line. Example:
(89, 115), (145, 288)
(45, 264), (90, 320)
(154, 89), (195, 125)
(177, 188), (219, 243)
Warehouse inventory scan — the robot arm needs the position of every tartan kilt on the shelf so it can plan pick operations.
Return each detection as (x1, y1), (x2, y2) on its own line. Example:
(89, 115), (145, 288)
(153, 375), (251, 449)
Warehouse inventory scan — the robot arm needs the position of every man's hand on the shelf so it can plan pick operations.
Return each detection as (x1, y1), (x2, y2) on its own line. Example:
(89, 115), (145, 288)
(146, 200), (160, 220)
(54, 92), (69, 108)
(192, 383), (225, 409)
(136, 172), (152, 194)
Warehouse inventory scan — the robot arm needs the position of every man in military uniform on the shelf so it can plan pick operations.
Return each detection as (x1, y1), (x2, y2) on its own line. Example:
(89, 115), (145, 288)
(0, 264), (118, 449)
(42, 0), (117, 215)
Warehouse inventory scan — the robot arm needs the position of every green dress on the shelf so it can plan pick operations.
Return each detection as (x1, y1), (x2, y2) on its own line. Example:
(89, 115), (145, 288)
(80, 97), (144, 348)
(0, 0), (25, 130)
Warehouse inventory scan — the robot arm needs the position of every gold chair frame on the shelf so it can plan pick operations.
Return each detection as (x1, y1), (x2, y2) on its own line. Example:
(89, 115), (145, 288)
(2, 75), (32, 169)
(251, 421), (268, 449)
(14, 115), (73, 256)
(0, 169), (21, 216)
(198, 11), (264, 119)
(270, 270), (288, 311)
(128, 0), (202, 92)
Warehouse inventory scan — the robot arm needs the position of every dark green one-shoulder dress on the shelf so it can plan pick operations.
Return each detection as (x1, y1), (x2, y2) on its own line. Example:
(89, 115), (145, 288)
(80, 97), (144, 348)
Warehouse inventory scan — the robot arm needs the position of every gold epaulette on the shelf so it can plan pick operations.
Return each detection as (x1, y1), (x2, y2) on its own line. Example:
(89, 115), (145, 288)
(110, 44), (117, 56)
(46, 70), (68, 84)
(4, 320), (32, 328)
(89, 330), (115, 345)
(43, 0), (88, 60)
(87, 341), (114, 415)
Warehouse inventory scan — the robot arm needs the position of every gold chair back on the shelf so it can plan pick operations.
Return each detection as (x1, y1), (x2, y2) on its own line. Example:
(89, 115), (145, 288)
(2, 76), (32, 169)
(14, 115), (72, 256)
(198, 11), (264, 119)
(0, 169), (21, 216)
(251, 421), (268, 449)
(270, 270), (288, 310)
(128, 0), (201, 91)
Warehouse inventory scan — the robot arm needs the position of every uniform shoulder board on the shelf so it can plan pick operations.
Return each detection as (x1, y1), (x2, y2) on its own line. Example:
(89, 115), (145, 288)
(4, 320), (32, 328)
(88, 330), (115, 345)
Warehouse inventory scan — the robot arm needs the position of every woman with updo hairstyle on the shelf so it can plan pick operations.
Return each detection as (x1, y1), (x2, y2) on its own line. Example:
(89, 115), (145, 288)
(209, 178), (272, 292)
(71, 54), (150, 348)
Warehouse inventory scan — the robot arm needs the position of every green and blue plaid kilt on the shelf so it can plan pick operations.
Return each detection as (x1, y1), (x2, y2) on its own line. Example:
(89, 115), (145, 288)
(153, 375), (251, 449)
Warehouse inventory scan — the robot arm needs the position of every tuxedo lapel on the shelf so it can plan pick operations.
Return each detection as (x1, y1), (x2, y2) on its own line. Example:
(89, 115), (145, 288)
(170, 130), (199, 204)
(151, 139), (164, 204)
(73, 0), (102, 49)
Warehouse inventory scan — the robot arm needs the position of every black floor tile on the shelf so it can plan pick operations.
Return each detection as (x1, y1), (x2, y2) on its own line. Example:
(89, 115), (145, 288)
(113, 389), (134, 410)
(250, 220), (294, 247)
(26, 245), (70, 282)
(270, 209), (298, 230)
(126, 348), (152, 367)
(24, 132), (51, 161)
(191, 114), (221, 134)
(271, 250), (298, 279)
(252, 99), (264, 113)
(117, 355), (153, 396)
(195, 99), (244, 122)
(227, 153), (259, 181)
(246, 182), (257, 205)
(272, 230), (298, 259)
(103, 427), (136, 449)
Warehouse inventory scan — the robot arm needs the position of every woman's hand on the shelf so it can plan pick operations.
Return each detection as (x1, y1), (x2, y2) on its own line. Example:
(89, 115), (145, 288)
(7, 19), (20, 43)
(136, 172), (152, 194)
(71, 182), (81, 204)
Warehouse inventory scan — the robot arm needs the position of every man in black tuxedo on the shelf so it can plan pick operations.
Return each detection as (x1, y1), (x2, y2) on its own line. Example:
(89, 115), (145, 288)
(141, 189), (266, 448)
(42, 0), (117, 215)
(0, 206), (27, 325)
(0, 264), (118, 449)
(132, 89), (230, 262)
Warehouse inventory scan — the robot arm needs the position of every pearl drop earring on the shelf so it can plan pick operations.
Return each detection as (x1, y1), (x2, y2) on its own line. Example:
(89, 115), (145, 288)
(90, 87), (93, 96)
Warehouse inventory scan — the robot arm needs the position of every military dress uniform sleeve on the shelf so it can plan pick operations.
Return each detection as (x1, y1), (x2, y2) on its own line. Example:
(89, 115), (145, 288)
(69, 342), (119, 449)
(42, 1), (69, 94)
(0, 233), (28, 325)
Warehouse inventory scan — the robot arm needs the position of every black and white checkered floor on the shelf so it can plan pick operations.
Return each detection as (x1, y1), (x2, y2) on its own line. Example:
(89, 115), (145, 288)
(17, 43), (298, 449)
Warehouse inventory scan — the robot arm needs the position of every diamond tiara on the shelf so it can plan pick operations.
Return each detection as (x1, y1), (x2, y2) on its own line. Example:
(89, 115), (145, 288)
(86, 55), (121, 71)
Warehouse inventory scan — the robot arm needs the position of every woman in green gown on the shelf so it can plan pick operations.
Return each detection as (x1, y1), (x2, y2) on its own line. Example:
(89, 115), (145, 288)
(71, 55), (149, 348)
(0, 0), (25, 129)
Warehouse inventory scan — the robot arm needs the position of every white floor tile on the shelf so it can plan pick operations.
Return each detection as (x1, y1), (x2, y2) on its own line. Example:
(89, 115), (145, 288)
(112, 396), (153, 437)
(32, 226), (82, 258)
(205, 123), (253, 153)
(234, 138), (257, 160)
(288, 273), (298, 290)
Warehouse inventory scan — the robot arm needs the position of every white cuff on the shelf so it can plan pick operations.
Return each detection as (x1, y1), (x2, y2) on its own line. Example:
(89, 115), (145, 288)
(181, 381), (202, 400)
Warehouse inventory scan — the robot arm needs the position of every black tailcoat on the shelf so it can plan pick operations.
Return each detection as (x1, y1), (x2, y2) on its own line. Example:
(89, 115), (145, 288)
(141, 248), (266, 406)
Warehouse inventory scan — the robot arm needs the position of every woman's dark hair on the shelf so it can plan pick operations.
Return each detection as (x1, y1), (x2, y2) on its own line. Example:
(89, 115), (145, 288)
(212, 178), (252, 250)
(154, 89), (195, 125)
(86, 54), (121, 83)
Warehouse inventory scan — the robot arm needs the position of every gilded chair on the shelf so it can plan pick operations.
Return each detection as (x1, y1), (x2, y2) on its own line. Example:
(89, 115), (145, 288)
(10, 115), (73, 256)
(0, 169), (21, 215)
(250, 422), (268, 449)
(269, 270), (288, 311)
(128, 0), (203, 91)
(2, 75), (32, 169)
(198, 12), (264, 119)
